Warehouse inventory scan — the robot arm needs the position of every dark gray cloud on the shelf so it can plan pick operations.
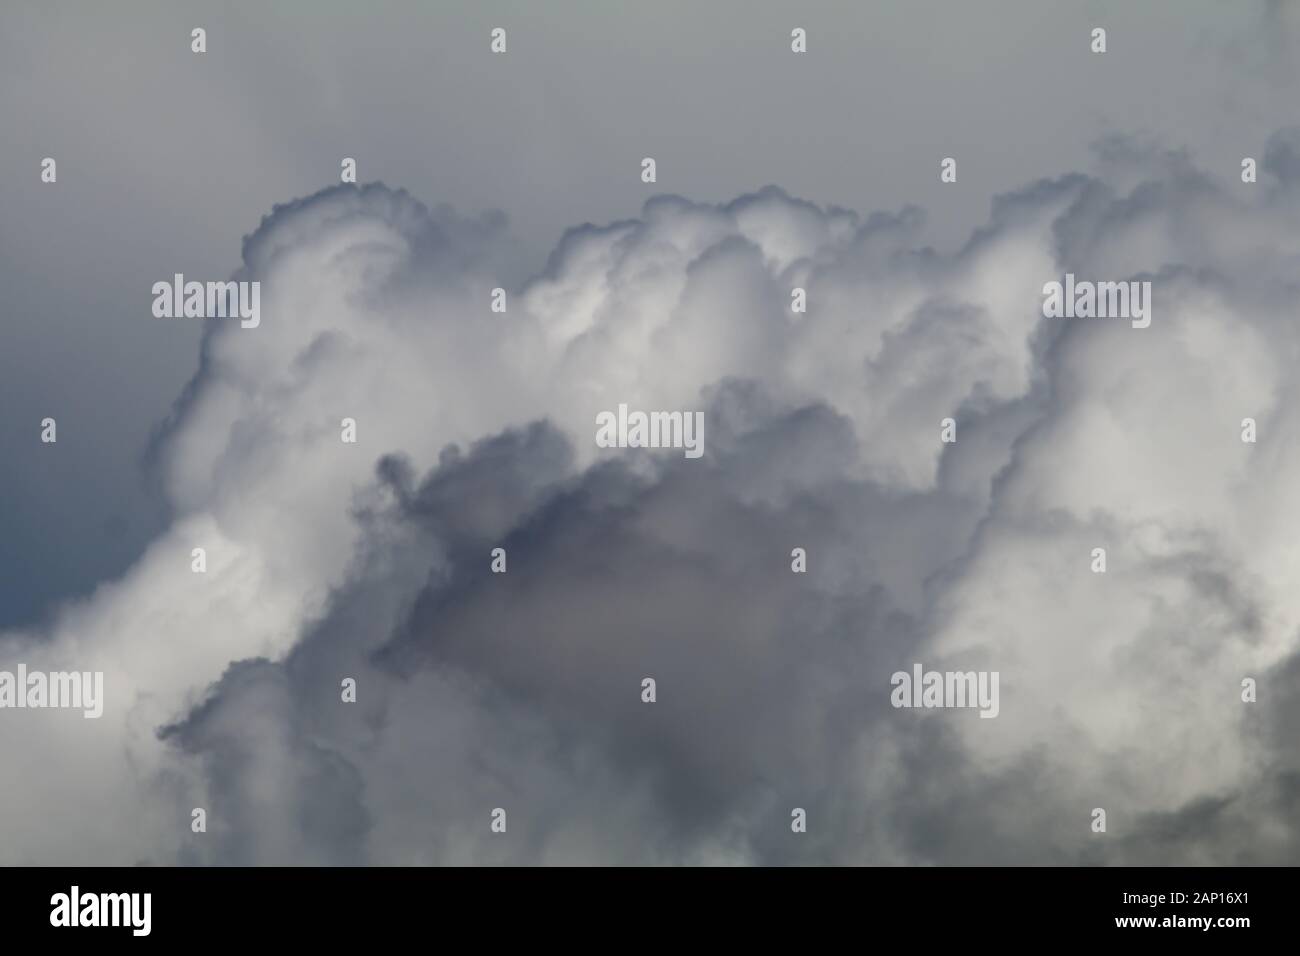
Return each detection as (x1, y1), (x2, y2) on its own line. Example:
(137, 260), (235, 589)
(163, 387), (993, 864)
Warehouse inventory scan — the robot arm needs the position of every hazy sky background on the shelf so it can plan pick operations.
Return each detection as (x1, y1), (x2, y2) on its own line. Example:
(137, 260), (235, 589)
(1, 0), (1294, 625)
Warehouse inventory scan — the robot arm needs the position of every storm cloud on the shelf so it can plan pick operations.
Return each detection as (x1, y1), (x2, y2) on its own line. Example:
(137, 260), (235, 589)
(5, 123), (1300, 864)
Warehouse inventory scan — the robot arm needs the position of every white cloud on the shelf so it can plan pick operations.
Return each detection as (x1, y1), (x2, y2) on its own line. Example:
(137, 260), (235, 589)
(5, 136), (1300, 862)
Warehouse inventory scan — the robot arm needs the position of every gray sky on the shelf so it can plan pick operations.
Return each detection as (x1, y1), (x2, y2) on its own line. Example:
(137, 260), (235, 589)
(1, 0), (1293, 624)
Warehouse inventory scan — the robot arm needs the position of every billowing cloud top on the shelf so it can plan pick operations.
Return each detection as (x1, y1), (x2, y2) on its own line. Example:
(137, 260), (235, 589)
(5, 134), (1300, 864)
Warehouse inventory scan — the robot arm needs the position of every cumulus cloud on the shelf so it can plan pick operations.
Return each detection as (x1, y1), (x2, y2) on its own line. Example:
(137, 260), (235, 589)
(5, 134), (1300, 864)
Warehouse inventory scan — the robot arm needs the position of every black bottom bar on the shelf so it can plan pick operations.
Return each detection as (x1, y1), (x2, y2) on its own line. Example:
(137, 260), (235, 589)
(1, 866), (1281, 943)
